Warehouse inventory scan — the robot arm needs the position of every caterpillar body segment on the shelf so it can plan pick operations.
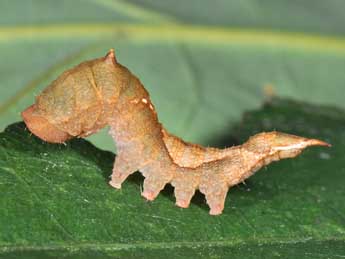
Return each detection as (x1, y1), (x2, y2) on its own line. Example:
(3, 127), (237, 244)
(22, 50), (330, 215)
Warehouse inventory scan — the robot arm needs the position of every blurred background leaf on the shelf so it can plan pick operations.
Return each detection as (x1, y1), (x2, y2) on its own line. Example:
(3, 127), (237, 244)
(1, 0), (345, 151)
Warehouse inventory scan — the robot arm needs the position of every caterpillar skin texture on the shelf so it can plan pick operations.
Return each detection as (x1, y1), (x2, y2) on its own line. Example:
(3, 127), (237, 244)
(22, 50), (330, 215)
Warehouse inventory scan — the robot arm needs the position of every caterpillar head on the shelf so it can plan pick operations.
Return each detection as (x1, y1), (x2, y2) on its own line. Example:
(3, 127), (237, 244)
(21, 49), (121, 143)
(21, 104), (72, 143)
(243, 131), (331, 161)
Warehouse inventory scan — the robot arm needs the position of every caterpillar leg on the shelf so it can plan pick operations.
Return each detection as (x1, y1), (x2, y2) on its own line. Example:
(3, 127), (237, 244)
(200, 179), (229, 215)
(174, 185), (196, 208)
(140, 162), (174, 201)
(109, 155), (138, 189)
(172, 170), (199, 208)
(141, 176), (169, 201)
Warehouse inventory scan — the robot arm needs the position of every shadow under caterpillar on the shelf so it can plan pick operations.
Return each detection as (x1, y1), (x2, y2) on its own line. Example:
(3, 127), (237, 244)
(22, 49), (330, 215)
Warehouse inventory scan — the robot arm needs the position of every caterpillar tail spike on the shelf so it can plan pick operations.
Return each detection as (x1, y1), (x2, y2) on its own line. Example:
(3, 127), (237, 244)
(21, 49), (331, 215)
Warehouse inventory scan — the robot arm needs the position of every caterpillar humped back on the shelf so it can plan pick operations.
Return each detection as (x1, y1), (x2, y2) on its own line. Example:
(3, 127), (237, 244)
(22, 49), (330, 215)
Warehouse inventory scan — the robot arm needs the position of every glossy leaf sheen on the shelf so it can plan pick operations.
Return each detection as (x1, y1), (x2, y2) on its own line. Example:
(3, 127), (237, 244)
(0, 99), (344, 258)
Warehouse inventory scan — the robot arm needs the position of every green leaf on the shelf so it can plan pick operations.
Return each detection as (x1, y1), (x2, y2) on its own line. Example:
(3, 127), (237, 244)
(2, 0), (345, 152)
(1, 98), (344, 258)
(1, 2), (345, 256)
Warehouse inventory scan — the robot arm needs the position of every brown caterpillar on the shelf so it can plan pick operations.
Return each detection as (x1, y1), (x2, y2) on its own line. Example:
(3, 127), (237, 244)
(21, 49), (330, 215)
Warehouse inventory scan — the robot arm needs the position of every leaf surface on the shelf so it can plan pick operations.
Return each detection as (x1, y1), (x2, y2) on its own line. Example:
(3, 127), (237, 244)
(0, 99), (344, 258)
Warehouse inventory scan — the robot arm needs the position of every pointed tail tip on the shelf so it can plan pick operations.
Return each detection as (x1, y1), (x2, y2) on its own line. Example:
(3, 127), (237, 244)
(307, 139), (332, 147)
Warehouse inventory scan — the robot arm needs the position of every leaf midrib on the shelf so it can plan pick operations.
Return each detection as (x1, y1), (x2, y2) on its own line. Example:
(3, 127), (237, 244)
(2, 23), (345, 118)
(0, 236), (344, 252)
(2, 24), (345, 54)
